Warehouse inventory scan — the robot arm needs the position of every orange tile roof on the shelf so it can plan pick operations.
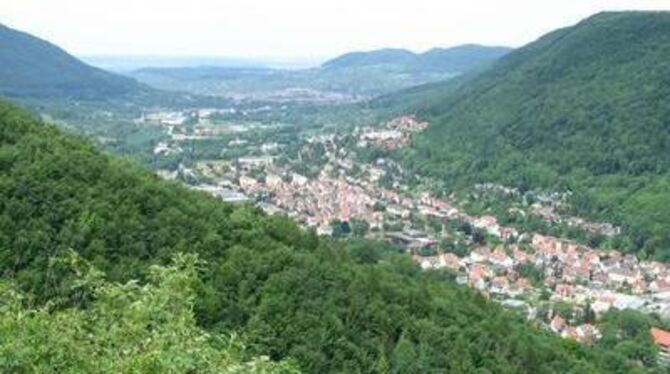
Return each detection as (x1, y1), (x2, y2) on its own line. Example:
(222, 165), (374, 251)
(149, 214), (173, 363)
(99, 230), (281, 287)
(651, 327), (670, 347)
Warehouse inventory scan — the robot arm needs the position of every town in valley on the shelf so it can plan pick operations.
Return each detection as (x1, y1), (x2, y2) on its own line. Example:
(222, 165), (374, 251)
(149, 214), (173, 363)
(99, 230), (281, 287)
(138, 104), (670, 348)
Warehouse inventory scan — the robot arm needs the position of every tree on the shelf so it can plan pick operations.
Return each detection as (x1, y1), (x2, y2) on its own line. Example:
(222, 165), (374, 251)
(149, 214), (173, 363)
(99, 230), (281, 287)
(472, 229), (486, 245)
(0, 252), (298, 373)
(391, 334), (419, 374)
(330, 219), (351, 238)
(350, 219), (370, 237)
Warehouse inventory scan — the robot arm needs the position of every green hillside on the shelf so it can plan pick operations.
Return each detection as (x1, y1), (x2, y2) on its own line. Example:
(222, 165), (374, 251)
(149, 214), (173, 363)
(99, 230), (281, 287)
(409, 45), (511, 72)
(321, 45), (510, 71)
(0, 253), (298, 373)
(392, 12), (670, 259)
(321, 48), (416, 69)
(0, 24), (143, 99)
(0, 100), (655, 372)
(131, 45), (509, 97)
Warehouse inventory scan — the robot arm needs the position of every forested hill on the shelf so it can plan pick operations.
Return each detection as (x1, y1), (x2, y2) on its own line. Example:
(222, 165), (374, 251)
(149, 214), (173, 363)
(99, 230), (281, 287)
(392, 11), (670, 260)
(0, 99), (653, 372)
(0, 24), (144, 99)
(132, 45), (510, 98)
(322, 44), (511, 72)
(322, 48), (415, 68)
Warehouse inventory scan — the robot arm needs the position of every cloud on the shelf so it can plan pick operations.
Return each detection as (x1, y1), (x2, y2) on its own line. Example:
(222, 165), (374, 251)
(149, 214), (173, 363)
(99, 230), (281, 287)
(1, 0), (668, 58)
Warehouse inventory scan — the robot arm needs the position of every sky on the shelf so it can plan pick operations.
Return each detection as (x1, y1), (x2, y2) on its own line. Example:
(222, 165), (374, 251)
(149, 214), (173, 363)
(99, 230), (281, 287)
(2, 0), (670, 61)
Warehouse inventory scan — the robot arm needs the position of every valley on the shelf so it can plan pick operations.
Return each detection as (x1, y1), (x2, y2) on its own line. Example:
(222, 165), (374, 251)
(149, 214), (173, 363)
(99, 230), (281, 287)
(2, 7), (670, 373)
(130, 102), (670, 346)
(129, 45), (510, 101)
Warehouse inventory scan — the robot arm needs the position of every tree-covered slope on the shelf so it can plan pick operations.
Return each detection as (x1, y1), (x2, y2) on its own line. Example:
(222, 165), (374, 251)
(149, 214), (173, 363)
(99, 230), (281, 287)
(0, 100), (654, 372)
(0, 253), (298, 373)
(393, 11), (670, 259)
(321, 45), (510, 71)
(0, 24), (144, 99)
(321, 48), (416, 69)
(409, 45), (511, 72)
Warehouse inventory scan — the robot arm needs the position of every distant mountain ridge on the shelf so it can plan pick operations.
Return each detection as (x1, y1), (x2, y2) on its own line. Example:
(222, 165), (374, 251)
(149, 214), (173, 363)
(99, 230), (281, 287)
(321, 48), (416, 69)
(0, 23), (144, 99)
(322, 44), (511, 71)
(131, 44), (511, 98)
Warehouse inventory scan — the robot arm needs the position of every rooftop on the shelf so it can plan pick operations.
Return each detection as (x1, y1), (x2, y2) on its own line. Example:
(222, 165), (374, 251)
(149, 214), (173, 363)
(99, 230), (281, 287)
(651, 327), (670, 347)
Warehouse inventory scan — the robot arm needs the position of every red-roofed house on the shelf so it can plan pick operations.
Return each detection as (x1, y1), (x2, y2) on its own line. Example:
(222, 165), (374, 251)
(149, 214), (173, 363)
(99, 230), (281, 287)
(561, 326), (579, 341)
(555, 284), (575, 299)
(490, 276), (510, 295)
(440, 253), (462, 271)
(575, 324), (600, 344)
(562, 261), (591, 283)
(468, 263), (490, 291)
(489, 248), (514, 269)
(632, 280), (648, 295)
(550, 315), (566, 334)
(511, 245), (530, 264)
(651, 327), (670, 364)
(510, 278), (530, 296)
(651, 279), (670, 293)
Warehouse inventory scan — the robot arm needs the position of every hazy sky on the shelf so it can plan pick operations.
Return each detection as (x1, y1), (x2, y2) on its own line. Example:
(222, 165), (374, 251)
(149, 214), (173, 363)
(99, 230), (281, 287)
(2, 0), (669, 60)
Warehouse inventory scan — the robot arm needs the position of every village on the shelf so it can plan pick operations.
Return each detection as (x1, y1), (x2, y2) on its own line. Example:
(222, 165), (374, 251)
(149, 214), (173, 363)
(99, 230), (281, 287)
(149, 109), (670, 349)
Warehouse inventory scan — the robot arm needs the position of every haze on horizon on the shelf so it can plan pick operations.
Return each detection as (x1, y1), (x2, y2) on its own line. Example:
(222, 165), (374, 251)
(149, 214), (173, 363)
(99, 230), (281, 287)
(1, 0), (669, 62)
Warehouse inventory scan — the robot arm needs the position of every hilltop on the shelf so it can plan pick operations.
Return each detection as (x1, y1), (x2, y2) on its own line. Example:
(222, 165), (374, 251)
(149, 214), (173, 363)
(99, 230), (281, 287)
(322, 48), (416, 69)
(322, 44), (511, 72)
(0, 23), (144, 99)
(131, 45), (510, 98)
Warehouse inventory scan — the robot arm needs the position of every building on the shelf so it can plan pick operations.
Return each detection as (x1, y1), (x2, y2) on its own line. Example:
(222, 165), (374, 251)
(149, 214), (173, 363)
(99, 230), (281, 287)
(191, 185), (249, 204)
(550, 315), (566, 334)
(386, 231), (436, 252)
(473, 215), (501, 237)
(238, 156), (274, 171)
(651, 327), (670, 365)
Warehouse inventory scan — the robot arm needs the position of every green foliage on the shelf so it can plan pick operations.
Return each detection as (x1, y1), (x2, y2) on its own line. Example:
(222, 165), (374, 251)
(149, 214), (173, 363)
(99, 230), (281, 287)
(516, 262), (545, 287)
(323, 45), (509, 73)
(596, 309), (660, 371)
(440, 239), (470, 257)
(0, 252), (298, 373)
(0, 101), (655, 372)
(349, 219), (371, 237)
(0, 24), (142, 99)
(329, 219), (351, 238)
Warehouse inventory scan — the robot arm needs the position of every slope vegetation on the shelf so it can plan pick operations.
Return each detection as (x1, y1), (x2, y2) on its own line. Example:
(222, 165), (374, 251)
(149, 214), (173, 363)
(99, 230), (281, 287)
(0, 100), (652, 372)
(0, 24), (143, 99)
(394, 12), (670, 259)
(323, 44), (510, 72)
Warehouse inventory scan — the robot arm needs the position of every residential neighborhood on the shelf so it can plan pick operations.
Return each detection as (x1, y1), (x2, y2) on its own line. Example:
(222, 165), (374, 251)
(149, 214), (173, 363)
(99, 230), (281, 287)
(153, 112), (670, 346)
